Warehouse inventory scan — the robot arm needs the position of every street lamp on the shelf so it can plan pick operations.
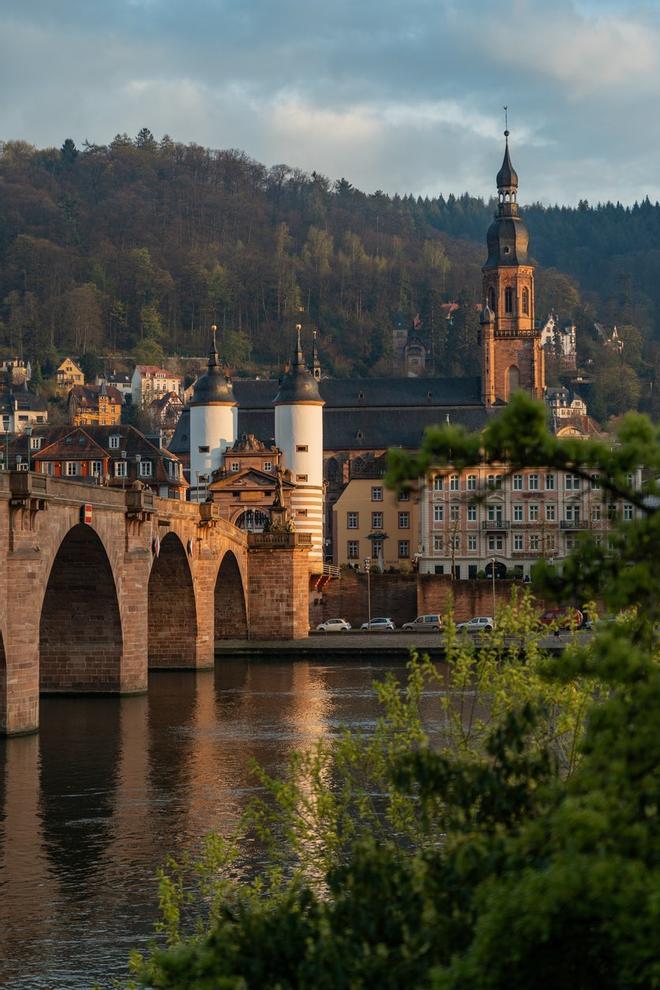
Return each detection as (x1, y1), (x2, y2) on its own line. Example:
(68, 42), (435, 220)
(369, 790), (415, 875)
(24, 424), (32, 472)
(364, 557), (372, 627)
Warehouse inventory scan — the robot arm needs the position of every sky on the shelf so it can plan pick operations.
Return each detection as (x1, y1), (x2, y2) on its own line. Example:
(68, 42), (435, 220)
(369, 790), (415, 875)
(1, 0), (659, 206)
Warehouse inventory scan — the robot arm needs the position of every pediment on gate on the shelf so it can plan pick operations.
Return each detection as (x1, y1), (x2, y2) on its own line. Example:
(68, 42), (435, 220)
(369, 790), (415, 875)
(209, 468), (294, 491)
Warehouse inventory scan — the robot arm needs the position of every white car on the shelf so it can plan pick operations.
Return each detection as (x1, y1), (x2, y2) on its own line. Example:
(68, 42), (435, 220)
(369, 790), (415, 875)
(316, 618), (352, 632)
(456, 616), (495, 633)
(360, 617), (396, 632)
(402, 614), (443, 632)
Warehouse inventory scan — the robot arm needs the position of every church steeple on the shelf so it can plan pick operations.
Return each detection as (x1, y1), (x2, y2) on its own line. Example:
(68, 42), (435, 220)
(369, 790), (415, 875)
(481, 124), (544, 404)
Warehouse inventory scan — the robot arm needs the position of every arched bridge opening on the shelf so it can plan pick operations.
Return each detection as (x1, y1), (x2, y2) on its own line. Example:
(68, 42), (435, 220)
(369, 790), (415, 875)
(214, 551), (248, 641)
(39, 524), (123, 693)
(148, 532), (198, 667)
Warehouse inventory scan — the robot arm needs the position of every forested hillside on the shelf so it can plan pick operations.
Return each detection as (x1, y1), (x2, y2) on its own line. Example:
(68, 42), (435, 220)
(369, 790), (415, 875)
(1, 131), (658, 418)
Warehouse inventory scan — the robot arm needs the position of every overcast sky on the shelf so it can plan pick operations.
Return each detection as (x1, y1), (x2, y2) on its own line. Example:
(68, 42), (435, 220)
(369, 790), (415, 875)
(1, 0), (659, 206)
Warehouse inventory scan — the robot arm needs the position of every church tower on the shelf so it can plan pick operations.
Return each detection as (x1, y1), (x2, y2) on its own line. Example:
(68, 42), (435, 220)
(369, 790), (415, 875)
(274, 325), (324, 569)
(481, 131), (544, 404)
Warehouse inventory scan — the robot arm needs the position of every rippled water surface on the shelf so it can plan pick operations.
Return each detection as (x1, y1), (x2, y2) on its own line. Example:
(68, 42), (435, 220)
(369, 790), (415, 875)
(0, 659), (443, 989)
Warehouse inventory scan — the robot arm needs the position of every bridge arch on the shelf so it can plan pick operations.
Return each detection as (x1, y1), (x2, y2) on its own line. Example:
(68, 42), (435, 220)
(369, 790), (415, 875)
(215, 550), (248, 640)
(148, 532), (198, 667)
(39, 524), (123, 692)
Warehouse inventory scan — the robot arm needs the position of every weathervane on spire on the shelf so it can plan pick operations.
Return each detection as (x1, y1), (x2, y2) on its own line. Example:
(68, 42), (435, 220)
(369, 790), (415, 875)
(503, 105), (509, 138)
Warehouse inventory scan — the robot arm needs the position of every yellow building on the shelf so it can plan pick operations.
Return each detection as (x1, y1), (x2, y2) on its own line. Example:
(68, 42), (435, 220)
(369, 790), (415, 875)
(333, 475), (419, 572)
(56, 357), (85, 395)
(68, 384), (122, 427)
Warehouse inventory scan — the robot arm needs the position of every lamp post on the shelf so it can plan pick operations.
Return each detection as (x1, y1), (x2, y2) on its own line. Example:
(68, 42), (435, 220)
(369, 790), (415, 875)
(364, 557), (372, 627)
(24, 424), (32, 472)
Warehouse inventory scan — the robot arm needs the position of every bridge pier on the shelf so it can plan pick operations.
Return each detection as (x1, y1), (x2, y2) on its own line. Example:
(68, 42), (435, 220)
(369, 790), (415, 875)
(247, 533), (311, 640)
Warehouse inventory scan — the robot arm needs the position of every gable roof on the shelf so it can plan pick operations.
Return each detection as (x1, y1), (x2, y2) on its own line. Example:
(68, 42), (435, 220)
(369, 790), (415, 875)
(208, 467), (294, 491)
(35, 428), (109, 460)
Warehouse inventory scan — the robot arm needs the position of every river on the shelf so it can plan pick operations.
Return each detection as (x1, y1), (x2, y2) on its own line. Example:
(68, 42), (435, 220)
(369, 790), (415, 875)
(0, 659), (446, 989)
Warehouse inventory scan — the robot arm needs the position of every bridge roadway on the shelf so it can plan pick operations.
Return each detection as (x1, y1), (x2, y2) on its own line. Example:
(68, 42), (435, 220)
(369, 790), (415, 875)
(0, 471), (311, 736)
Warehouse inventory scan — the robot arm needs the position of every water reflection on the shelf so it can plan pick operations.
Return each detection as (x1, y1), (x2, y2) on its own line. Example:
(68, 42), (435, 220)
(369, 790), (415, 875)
(0, 659), (419, 989)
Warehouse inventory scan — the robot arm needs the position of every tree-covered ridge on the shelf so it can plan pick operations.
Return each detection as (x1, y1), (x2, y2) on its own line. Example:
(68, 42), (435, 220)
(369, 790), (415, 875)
(0, 132), (658, 418)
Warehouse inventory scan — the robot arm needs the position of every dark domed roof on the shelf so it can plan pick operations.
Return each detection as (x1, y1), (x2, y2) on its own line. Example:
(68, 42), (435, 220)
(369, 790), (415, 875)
(484, 215), (529, 268)
(496, 132), (518, 190)
(190, 328), (236, 405)
(274, 326), (323, 405)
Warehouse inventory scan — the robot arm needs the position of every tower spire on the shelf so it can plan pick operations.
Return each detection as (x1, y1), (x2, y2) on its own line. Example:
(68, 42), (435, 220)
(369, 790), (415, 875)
(208, 324), (220, 369)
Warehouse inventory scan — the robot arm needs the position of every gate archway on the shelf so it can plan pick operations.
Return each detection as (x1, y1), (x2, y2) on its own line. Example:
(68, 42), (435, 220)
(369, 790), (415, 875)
(215, 551), (248, 640)
(148, 533), (198, 667)
(39, 524), (123, 692)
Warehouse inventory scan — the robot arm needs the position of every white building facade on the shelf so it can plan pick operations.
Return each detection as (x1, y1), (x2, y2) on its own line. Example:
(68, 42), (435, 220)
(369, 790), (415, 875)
(418, 463), (643, 579)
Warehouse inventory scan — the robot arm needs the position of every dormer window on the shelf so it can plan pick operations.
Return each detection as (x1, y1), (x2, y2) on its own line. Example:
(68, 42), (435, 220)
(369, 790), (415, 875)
(109, 435), (120, 449)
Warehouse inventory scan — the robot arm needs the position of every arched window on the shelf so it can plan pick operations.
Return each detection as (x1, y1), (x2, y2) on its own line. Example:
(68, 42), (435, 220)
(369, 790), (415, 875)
(504, 287), (513, 314)
(522, 287), (530, 316)
(488, 286), (496, 312)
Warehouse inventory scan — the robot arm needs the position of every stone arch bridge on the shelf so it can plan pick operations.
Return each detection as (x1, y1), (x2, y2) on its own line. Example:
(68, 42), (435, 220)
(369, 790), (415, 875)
(1, 472), (311, 736)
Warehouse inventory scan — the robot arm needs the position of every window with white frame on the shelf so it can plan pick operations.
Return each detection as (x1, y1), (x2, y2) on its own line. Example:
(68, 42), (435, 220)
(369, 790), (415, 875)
(626, 472), (635, 489)
(371, 539), (383, 559)
(139, 460), (152, 477)
(565, 505), (581, 522)
(467, 534), (477, 552)
(487, 535), (504, 551)
(528, 473), (539, 491)
(450, 503), (459, 522)
(398, 511), (410, 529)
(513, 533), (523, 551)
(467, 504), (477, 522)
(30, 437), (41, 451)
(347, 541), (359, 560)
(433, 476), (443, 491)
(449, 474), (459, 491)
(513, 503), (523, 522)
(433, 535), (443, 552)
(623, 504), (634, 520)
(371, 486), (383, 501)
(467, 474), (477, 491)
(90, 460), (102, 477)
(372, 511), (383, 530)
(528, 504), (539, 522)
(65, 461), (78, 477)
(231, 461), (240, 472)
(109, 435), (120, 449)
(513, 473), (523, 490)
(115, 460), (127, 478)
(545, 503), (556, 522)
(398, 540), (410, 558)
(545, 473), (555, 491)
(591, 505), (602, 522)
(565, 533), (578, 550)
(590, 474), (601, 490)
(529, 534), (540, 551)
(433, 504), (444, 523)
(263, 461), (272, 472)
(565, 473), (580, 491)
(347, 512), (359, 529)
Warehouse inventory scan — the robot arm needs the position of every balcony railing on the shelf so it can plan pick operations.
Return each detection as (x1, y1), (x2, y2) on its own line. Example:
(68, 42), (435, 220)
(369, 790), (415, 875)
(481, 519), (510, 531)
(560, 520), (589, 529)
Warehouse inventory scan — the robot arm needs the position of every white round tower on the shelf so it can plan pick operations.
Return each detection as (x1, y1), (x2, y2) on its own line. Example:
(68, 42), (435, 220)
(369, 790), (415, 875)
(189, 326), (238, 501)
(274, 325), (324, 568)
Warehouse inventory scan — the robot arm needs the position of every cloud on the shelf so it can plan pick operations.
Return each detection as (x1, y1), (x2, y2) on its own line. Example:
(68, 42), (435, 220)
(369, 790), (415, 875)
(1, 0), (660, 204)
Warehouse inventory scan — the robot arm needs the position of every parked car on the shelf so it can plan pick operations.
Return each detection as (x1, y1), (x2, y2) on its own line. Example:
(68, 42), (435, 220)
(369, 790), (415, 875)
(360, 617), (396, 631)
(456, 616), (495, 633)
(316, 618), (351, 632)
(402, 614), (443, 632)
